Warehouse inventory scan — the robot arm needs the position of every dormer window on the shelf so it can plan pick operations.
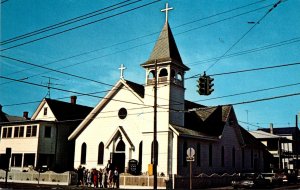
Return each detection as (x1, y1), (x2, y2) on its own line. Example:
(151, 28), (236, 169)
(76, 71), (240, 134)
(43, 107), (47, 115)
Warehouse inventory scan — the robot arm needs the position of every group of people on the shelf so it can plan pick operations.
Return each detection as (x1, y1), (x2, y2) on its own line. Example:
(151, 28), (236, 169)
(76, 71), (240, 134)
(77, 160), (119, 188)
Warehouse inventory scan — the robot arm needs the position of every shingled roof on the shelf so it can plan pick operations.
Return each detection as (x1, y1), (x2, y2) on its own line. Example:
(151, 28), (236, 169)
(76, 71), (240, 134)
(45, 98), (93, 121)
(141, 22), (189, 70)
(125, 80), (145, 98)
(184, 105), (232, 137)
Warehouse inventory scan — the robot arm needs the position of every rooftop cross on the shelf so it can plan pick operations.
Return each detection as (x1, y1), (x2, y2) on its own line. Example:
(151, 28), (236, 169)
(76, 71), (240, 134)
(161, 2), (173, 23)
(119, 64), (126, 79)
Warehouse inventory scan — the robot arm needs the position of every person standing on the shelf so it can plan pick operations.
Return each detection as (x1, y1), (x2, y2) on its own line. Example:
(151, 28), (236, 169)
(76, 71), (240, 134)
(77, 165), (84, 186)
(113, 167), (119, 188)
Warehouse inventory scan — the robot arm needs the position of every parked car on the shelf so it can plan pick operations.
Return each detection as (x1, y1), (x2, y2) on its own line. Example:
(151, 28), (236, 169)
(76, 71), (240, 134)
(231, 173), (270, 189)
(261, 173), (283, 186)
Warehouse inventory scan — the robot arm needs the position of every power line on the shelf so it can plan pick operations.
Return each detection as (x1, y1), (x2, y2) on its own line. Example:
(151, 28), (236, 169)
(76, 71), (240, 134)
(0, 55), (115, 87)
(0, 0), (140, 45)
(196, 81), (300, 102)
(187, 62), (300, 79)
(1, 0), (8, 4)
(205, 0), (284, 72)
(188, 37), (300, 66)
(0, 75), (149, 107)
(1, 2), (274, 83)
(0, 0), (161, 52)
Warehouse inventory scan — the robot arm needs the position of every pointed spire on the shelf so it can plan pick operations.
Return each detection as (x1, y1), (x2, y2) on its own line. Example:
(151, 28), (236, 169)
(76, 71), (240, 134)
(142, 22), (189, 70)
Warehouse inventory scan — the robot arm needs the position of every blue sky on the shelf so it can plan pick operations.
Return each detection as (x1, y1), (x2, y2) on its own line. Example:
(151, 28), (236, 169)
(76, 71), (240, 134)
(1, 0), (299, 130)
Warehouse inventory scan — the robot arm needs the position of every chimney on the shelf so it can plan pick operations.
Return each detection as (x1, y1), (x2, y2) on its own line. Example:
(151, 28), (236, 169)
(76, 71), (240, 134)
(270, 123), (274, 134)
(70, 96), (77, 104)
(0, 104), (2, 112)
(23, 111), (29, 120)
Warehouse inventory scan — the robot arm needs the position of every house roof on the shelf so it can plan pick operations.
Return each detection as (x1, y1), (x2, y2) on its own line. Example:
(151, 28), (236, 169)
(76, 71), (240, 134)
(141, 22), (189, 70)
(250, 130), (283, 139)
(44, 98), (93, 121)
(259, 127), (298, 136)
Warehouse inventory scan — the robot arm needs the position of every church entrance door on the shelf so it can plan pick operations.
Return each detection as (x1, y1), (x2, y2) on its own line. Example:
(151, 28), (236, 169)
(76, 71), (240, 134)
(111, 139), (126, 173)
(110, 152), (125, 173)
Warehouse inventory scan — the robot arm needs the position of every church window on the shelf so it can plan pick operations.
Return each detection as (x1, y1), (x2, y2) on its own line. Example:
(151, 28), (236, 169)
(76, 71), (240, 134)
(98, 142), (104, 165)
(171, 69), (176, 78)
(177, 72), (183, 81)
(81, 143), (87, 164)
(196, 143), (201, 167)
(138, 141), (143, 171)
(116, 139), (125, 151)
(221, 146), (225, 167)
(148, 70), (155, 79)
(159, 68), (168, 77)
(232, 147), (236, 167)
(183, 141), (187, 167)
(151, 140), (159, 164)
(209, 144), (213, 167)
(118, 108), (127, 119)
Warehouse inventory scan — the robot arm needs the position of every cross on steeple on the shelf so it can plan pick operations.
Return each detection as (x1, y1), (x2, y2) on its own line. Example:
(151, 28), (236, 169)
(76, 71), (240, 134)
(119, 64), (126, 79)
(161, 2), (173, 23)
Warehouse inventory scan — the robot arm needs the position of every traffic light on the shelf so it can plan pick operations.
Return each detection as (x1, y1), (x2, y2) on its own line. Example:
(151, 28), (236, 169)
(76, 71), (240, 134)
(206, 76), (214, 95)
(197, 75), (206, 95)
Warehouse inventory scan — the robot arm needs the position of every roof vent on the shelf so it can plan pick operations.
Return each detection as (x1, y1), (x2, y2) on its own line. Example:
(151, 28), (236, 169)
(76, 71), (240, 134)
(71, 96), (77, 104)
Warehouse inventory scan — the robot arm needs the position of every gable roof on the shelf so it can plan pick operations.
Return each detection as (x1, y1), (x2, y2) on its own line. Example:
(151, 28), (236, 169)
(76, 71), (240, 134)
(105, 126), (135, 150)
(184, 104), (231, 137)
(68, 79), (144, 140)
(141, 22), (189, 70)
(44, 98), (93, 121)
(32, 98), (93, 122)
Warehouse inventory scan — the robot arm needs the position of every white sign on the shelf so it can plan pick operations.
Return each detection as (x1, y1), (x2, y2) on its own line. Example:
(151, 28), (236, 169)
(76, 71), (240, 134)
(186, 156), (195, 162)
(187, 147), (195, 157)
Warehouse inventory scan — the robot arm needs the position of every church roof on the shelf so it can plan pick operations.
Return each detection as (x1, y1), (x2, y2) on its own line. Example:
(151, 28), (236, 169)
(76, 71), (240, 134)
(141, 22), (189, 70)
(44, 98), (93, 121)
(125, 80), (144, 98)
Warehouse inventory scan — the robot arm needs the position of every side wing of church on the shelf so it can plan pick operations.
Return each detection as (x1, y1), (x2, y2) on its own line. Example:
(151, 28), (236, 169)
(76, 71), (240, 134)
(69, 15), (270, 176)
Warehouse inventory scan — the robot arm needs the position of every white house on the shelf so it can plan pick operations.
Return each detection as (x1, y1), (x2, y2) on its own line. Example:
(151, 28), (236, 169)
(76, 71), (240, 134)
(68, 16), (270, 176)
(0, 96), (92, 172)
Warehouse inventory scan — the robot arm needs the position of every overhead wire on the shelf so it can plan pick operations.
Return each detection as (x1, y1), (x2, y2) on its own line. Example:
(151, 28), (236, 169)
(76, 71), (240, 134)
(0, 0), (135, 45)
(0, 0), (161, 52)
(204, 0), (284, 74)
(195, 81), (300, 102)
(0, 1), (275, 83)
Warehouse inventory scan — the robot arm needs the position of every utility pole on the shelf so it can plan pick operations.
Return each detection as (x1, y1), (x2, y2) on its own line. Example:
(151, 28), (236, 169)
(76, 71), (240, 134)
(153, 60), (158, 190)
(296, 114), (299, 175)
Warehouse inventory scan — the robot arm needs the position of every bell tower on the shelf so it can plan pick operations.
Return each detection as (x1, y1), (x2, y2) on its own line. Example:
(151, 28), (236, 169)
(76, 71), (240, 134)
(141, 10), (189, 129)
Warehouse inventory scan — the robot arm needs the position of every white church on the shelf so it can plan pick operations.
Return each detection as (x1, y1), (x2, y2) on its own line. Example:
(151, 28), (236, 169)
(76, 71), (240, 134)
(68, 4), (271, 176)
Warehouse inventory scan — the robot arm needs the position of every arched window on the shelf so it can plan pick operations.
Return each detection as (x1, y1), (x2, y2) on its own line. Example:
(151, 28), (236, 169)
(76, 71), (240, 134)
(116, 139), (125, 152)
(97, 142), (104, 165)
(221, 146), (225, 167)
(183, 141), (187, 167)
(171, 69), (176, 78)
(148, 70), (155, 79)
(151, 140), (159, 164)
(138, 141), (143, 171)
(232, 147), (236, 167)
(177, 72), (183, 81)
(159, 68), (168, 77)
(81, 143), (87, 164)
(209, 144), (213, 167)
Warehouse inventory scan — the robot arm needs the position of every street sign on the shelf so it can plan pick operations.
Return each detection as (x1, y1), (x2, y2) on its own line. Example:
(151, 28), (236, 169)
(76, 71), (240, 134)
(186, 156), (195, 162)
(187, 147), (195, 157)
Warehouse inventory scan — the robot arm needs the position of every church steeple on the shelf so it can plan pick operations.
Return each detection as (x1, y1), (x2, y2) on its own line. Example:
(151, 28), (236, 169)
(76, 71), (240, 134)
(141, 22), (189, 71)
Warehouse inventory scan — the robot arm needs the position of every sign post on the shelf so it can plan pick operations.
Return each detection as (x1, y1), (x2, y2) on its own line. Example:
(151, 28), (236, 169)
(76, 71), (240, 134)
(187, 147), (195, 190)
